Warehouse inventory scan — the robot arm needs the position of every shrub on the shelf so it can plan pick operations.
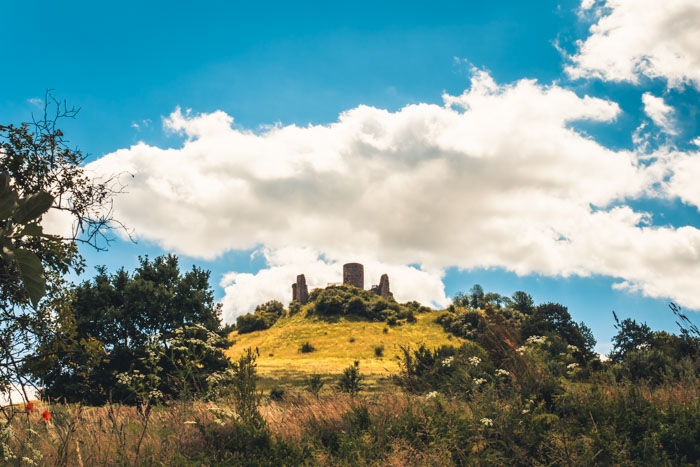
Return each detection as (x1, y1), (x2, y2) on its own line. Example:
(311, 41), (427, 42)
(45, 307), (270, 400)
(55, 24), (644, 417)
(337, 361), (363, 397)
(306, 374), (325, 398)
(299, 342), (316, 353)
(269, 387), (285, 401)
(374, 345), (385, 358)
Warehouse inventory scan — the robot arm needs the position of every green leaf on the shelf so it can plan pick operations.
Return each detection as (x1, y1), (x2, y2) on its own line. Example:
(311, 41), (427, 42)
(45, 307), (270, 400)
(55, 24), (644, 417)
(14, 192), (54, 224)
(14, 248), (46, 307)
(19, 223), (43, 237)
(0, 190), (19, 221)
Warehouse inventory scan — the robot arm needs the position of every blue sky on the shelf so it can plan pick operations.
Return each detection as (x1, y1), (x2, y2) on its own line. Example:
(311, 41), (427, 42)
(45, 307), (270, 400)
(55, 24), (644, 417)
(3, 0), (700, 355)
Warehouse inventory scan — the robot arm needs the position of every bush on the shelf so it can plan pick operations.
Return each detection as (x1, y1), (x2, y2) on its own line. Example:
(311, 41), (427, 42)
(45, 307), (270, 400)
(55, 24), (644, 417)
(299, 342), (316, 353)
(337, 361), (363, 396)
(306, 374), (325, 398)
(269, 387), (285, 401)
(374, 345), (384, 358)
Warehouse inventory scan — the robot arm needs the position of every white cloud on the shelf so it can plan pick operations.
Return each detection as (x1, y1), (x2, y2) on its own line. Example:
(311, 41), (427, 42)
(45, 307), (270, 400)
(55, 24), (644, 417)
(86, 71), (700, 318)
(663, 149), (700, 209)
(567, 0), (700, 89)
(641, 93), (677, 134)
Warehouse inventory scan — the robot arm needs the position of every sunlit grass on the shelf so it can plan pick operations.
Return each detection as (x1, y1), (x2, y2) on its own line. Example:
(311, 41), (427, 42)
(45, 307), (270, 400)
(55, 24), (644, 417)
(226, 309), (462, 379)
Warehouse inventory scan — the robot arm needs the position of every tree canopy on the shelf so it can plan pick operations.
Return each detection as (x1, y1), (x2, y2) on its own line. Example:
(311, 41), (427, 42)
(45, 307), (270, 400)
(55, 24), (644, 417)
(26, 255), (230, 405)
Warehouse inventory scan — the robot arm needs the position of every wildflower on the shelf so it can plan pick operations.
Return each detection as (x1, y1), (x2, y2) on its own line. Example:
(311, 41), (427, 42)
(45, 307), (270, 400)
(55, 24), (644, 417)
(473, 378), (486, 386)
(495, 369), (510, 377)
(41, 410), (51, 421)
(480, 417), (493, 427)
(441, 356), (454, 367)
(183, 420), (197, 425)
(468, 356), (481, 366)
(426, 391), (439, 399)
(26, 401), (35, 412)
(566, 363), (579, 370)
(521, 408), (530, 414)
(526, 335), (547, 346)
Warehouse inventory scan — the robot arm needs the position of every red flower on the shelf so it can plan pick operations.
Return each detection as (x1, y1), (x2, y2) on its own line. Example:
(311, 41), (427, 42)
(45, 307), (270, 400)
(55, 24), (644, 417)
(26, 401), (35, 412)
(41, 410), (51, 421)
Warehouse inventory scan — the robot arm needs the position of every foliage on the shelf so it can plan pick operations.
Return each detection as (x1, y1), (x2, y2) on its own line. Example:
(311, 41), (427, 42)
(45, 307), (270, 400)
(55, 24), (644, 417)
(236, 300), (285, 334)
(298, 341), (316, 353)
(229, 347), (263, 427)
(609, 307), (699, 384)
(26, 254), (230, 404)
(0, 98), (124, 403)
(521, 302), (596, 362)
(308, 285), (416, 325)
(337, 361), (363, 397)
(306, 374), (325, 398)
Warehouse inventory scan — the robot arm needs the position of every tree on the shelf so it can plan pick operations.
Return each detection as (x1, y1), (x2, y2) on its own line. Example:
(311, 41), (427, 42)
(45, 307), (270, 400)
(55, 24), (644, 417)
(521, 302), (596, 362)
(470, 284), (485, 309)
(0, 96), (123, 401)
(510, 291), (534, 315)
(608, 312), (653, 364)
(26, 255), (230, 404)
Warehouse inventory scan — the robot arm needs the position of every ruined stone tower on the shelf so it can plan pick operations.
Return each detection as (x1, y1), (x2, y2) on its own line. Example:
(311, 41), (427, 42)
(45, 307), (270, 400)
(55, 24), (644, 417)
(343, 263), (364, 289)
(371, 273), (393, 298)
(291, 274), (309, 304)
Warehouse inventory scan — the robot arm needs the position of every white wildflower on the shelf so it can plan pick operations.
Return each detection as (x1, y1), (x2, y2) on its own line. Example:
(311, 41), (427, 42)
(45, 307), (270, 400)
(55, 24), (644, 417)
(441, 356), (454, 367)
(468, 356), (481, 366)
(526, 335), (547, 346)
(426, 391), (439, 399)
(473, 378), (486, 386)
(495, 369), (510, 377)
(480, 417), (493, 427)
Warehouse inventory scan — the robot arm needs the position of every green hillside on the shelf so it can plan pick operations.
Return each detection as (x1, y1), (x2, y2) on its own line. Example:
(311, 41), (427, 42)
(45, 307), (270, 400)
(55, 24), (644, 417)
(227, 308), (462, 380)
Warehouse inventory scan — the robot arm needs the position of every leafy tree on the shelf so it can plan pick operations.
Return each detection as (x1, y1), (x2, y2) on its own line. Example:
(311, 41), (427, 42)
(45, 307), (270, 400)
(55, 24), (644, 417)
(510, 291), (534, 315)
(470, 284), (485, 309)
(521, 302), (596, 362)
(236, 300), (285, 334)
(26, 255), (230, 404)
(608, 311), (653, 364)
(0, 97), (123, 399)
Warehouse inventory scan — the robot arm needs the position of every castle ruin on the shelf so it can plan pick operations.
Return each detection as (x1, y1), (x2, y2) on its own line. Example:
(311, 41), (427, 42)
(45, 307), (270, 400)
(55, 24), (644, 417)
(343, 263), (364, 289)
(291, 263), (392, 303)
(291, 274), (309, 304)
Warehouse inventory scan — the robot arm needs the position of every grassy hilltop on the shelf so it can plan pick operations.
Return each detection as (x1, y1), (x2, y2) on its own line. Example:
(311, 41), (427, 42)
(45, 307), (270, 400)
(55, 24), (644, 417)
(227, 308), (461, 384)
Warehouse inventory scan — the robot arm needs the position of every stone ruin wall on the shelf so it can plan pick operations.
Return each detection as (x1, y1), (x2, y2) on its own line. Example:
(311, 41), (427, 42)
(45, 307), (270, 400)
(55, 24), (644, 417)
(343, 263), (364, 289)
(291, 263), (392, 304)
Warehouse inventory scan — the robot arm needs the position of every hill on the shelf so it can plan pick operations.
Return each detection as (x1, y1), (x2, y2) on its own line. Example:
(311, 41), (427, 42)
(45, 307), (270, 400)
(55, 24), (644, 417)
(226, 308), (462, 384)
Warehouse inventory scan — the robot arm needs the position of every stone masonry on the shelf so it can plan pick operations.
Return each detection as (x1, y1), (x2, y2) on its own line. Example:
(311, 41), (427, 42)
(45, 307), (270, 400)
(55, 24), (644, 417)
(291, 274), (309, 304)
(343, 263), (364, 289)
(370, 273), (393, 298)
(291, 263), (392, 303)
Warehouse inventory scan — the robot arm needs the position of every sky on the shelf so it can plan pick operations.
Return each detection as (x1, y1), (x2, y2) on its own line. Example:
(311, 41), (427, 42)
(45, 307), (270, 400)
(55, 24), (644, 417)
(2, 0), (700, 356)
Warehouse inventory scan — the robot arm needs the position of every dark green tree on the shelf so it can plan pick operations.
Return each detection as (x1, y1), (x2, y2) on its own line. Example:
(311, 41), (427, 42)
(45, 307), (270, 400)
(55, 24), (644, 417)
(27, 255), (230, 404)
(521, 302), (596, 362)
(608, 311), (653, 364)
(510, 291), (535, 315)
(0, 97), (123, 400)
(469, 284), (485, 309)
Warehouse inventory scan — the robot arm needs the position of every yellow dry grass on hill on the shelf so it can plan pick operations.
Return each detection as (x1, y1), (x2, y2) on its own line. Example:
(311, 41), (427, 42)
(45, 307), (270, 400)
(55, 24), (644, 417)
(226, 310), (462, 380)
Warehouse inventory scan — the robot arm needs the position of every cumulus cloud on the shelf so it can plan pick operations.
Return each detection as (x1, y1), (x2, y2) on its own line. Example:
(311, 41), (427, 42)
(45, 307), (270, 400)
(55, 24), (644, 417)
(641, 93), (677, 135)
(567, 0), (700, 89)
(87, 70), (700, 319)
